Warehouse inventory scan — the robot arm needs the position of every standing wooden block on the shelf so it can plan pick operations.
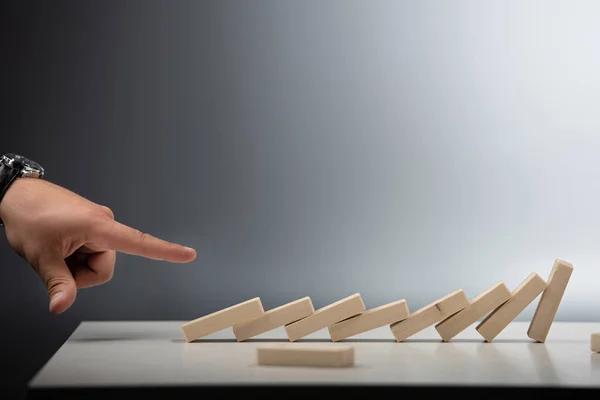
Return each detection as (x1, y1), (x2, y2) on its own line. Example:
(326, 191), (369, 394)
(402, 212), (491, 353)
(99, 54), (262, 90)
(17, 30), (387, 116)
(527, 259), (574, 342)
(435, 282), (511, 342)
(476, 273), (547, 342)
(284, 294), (366, 342)
(233, 297), (315, 342)
(391, 289), (469, 342)
(256, 344), (354, 368)
(181, 297), (264, 342)
(328, 299), (409, 342)
(592, 333), (600, 353)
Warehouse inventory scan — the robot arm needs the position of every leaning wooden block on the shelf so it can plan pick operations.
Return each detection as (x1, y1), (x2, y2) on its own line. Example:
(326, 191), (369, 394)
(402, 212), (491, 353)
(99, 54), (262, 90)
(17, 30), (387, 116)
(284, 294), (365, 342)
(527, 259), (574, 343)
(328, 299), (409, 342)
(476, 273), (547, 342)
(592, 333), (600, 353)
(391, 289), (469, 342)
(257, 344), (354, 368)
(181, 297), (264, 342)
(435, 282), (511, 342)
(233, 297), (315, 342)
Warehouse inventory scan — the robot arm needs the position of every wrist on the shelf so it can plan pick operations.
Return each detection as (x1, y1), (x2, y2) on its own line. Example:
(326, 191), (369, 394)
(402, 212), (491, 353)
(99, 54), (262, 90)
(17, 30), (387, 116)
(0, 177), (24, 226)
(0, 153), (45, 227)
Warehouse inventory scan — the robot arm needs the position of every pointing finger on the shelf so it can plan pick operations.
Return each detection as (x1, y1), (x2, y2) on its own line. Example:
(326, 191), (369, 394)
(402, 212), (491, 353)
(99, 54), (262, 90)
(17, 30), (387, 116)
(91, 218), (196, 263)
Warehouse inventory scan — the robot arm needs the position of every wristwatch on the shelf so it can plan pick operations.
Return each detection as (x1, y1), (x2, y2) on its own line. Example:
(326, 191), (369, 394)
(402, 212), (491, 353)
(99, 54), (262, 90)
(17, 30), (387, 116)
(0, 153), (45, 227)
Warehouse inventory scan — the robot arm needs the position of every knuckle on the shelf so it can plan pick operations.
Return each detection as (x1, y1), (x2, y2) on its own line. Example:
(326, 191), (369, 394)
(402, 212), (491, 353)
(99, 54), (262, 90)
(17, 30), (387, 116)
(46, 275), (72, 294)
(137, 230), (149, 243)
(84, 207), (106, 221)
(101, 206), (114, 219)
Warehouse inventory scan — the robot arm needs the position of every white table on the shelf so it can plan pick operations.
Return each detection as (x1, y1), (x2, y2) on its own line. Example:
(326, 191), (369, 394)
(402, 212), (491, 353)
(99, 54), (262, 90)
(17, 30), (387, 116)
(27, 321), (600, 398)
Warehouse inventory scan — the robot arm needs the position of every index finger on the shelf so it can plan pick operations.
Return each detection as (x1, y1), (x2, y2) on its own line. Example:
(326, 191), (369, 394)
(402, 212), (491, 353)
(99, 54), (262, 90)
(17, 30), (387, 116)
(91, 218), (197, 263)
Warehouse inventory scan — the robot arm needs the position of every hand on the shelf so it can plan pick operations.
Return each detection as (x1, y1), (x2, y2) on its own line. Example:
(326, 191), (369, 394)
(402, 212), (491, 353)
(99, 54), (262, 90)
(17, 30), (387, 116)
(0, 177), (196, 315)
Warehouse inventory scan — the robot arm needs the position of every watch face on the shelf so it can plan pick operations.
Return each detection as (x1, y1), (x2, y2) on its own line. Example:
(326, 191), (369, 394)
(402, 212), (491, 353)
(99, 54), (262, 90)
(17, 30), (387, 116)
(3, 153), (44, 176)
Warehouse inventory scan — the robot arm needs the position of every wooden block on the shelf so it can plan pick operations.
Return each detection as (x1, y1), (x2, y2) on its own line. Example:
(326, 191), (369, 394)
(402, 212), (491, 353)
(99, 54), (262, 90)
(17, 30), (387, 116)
(592, 333), (600, 353)
(434, 289), (471, 319)
(328, 299), (409, 342)
(476, 273), (547, 342)
(181, 297), (264, 342)
(284, 294), (366, 342)
(527, 259), (574, 343)
(256, 344), (354, 368)
(435, 282), (511, 342)
(391, 289), (469, 342)
(233, 297), (315, 342)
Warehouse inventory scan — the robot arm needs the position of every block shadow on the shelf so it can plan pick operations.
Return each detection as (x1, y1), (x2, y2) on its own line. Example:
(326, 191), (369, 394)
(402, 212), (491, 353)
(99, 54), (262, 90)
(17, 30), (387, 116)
(172, 338), (540, 344)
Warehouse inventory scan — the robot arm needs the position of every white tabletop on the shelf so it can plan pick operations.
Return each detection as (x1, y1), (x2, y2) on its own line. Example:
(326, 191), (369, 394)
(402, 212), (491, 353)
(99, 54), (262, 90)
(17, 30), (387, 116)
(28, 320), (600, 391)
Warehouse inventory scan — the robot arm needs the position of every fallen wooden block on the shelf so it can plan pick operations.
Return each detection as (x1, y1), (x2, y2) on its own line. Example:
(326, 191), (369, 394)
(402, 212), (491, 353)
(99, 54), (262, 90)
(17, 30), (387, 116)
(257, 344), (354, 368)
(592, 333), (600, 353)
(233, 297), (315, 342)
(527, 259), (574, 343)
(391, 289), (469, 342)
(181, 297), (264, 342)
(284, 293), (365, 342)
(476, 273), (547, 342)
(328, 299), (409, 342)
(435, 282), (511, 342)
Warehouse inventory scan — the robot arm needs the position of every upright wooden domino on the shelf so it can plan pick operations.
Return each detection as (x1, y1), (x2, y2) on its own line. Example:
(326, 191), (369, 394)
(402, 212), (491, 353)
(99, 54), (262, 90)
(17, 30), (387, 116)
(476, 273), (547, 342)
(257, 344), (355, 368)
(181, 297), (264, 342)
(592, 333), (600, 353)
(233, 297), (315, 342)
(527, 259), (574, 343)
(328, 299), (409, 342)
(284, 294), (366, 342)
(435, 282), (511, 342)
(390, 289), (469, 342)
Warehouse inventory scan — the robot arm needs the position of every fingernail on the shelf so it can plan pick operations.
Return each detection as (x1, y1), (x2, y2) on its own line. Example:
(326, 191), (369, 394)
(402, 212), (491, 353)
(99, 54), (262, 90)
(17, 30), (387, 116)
(49, 292), (64, 312)
(184, 246), (195, 252)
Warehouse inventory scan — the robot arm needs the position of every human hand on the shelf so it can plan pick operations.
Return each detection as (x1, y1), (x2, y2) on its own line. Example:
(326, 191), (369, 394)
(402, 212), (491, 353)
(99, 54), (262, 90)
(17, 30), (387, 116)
(0, 177), (196, 314)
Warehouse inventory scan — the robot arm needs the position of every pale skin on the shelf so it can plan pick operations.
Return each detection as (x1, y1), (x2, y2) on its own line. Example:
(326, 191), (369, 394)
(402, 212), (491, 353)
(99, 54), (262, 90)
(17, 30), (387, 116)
(0, 177), (197, 315)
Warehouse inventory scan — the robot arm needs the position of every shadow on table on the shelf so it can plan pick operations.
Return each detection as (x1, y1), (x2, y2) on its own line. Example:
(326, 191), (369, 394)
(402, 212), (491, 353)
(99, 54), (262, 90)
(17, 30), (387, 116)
(172, 338), (543, 344)
(172, 338), (397, 343)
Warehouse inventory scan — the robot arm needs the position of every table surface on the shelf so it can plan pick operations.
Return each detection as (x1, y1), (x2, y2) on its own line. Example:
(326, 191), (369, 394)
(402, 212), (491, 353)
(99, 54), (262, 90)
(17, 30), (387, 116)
(28, 320), (600, 389)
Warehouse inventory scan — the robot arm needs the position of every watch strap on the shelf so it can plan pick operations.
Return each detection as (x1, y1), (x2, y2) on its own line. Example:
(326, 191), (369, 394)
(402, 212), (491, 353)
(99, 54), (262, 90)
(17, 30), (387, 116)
(0, 164), (21, 227)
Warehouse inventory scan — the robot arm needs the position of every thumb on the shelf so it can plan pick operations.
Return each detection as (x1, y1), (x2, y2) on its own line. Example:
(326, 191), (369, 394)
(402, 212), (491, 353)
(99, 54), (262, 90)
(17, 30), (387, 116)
(37, 256), (77, 315)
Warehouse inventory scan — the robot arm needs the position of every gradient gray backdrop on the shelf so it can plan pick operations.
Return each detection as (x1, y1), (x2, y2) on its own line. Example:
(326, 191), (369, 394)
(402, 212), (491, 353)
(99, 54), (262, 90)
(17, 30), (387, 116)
(2, 0), (599, 396)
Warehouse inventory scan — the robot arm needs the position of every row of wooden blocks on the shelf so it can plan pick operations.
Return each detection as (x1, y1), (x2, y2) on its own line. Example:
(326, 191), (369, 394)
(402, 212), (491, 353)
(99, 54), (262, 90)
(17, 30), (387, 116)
(181, 259), (574, 344)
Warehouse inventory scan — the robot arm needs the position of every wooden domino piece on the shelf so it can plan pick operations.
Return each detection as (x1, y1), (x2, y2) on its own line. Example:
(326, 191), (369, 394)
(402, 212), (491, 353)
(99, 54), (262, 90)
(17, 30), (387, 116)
(181, 297), (264, 342)
(592, 333), (600, 353)
(435, 282), (511, 342)
(527, 259), (574, 343)
(233, 297), (315, 342)
(391, 289), (469, 342)
(256, 344), (354, 368)
(328, 299), (409, 342)
(476, 273), (547, 342)
(284, 294), (366, 342)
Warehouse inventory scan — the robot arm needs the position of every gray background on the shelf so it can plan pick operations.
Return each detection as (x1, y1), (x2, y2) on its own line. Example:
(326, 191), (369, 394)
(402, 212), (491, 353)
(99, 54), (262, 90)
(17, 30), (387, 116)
(2, 0), (600, 396)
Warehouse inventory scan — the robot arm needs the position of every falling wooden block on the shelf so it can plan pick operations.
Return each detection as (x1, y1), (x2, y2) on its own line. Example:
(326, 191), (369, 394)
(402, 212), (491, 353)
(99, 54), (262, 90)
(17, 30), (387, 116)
(476, 273), (547, 342)
(328, 299), (409, 342)
(592, 333), (600, 353)
(435, 282), (511, 342)
(256, 344), (354, 368)
(233, 297), (315, 342)
(391, 289), (469, 342)
(181, 297), (264, 342)
(527, 259), (574, 343)
(284, 294), (365, 342)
